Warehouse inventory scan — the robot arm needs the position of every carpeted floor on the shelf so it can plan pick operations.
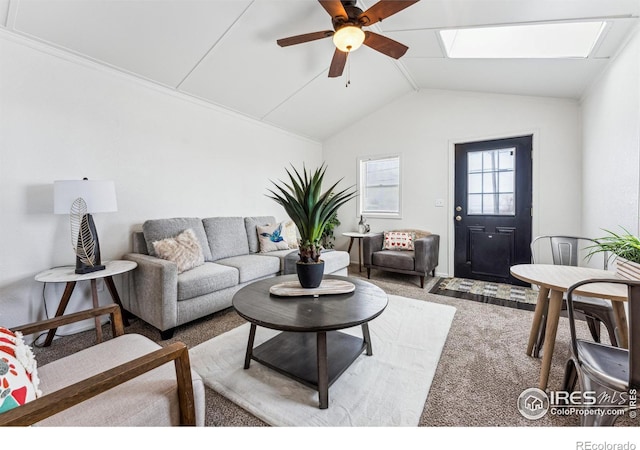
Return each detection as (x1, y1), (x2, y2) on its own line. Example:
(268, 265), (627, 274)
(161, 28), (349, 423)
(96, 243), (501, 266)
(32, 264), (634, 427)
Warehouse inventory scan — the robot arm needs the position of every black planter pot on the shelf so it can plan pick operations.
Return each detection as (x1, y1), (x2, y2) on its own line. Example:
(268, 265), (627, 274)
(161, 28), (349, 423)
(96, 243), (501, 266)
(296, 260), (325, 288)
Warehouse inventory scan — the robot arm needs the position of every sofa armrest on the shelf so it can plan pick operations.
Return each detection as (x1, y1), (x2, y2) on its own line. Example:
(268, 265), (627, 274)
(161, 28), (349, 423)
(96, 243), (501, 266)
(0, 341), (196, 426)
(363, 233), (384, 266)
(414, 235), (440, 274)
(123, 253), (179, 331)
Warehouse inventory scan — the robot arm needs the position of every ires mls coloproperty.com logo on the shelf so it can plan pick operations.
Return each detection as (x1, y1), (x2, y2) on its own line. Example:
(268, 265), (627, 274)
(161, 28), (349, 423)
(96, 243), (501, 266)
(517, 387), (638, 420)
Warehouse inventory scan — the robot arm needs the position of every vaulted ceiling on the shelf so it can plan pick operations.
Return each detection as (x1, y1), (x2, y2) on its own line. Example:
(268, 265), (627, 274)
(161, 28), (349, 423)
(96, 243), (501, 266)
(1, 0), (638, 141)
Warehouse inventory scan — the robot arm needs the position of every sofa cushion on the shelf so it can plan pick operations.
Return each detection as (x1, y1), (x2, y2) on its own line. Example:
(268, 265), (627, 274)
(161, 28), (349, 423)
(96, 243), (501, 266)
(177, 262), (239, 301)
(143, 218), (213, 261)
(281, 249), (349, 275)
(202, 217), (249, 261)
(34, 334), (205, 426)
(320, 250), (351, 274)
(216, 255), (280, 283)
(152, 228), (205, 274)
(244, 216), (276, 253)
(372, 250), (415, 271)
(256, 249), (297, 273)
(257, 223), (290, 253)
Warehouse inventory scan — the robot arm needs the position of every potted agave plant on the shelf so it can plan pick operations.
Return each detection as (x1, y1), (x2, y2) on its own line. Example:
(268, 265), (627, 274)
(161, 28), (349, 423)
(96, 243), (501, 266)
(267, 164), (356, 288)
(587, 227), (640, 280)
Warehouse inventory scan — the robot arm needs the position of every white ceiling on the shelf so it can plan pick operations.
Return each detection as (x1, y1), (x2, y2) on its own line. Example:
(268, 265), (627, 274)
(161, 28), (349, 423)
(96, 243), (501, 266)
(1, 0), (638, 141)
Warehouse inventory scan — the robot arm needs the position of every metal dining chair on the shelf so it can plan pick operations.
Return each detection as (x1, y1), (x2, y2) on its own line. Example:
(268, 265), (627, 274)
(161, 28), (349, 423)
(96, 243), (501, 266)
(530, 236), (619, 358)
(562, 278), (639, 426)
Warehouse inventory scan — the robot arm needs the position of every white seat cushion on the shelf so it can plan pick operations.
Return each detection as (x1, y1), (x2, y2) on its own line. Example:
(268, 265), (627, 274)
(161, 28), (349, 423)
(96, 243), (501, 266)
(35, 334), (204, 426)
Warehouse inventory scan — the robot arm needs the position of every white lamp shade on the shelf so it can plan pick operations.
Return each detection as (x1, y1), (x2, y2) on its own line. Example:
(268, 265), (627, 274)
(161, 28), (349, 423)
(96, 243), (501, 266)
(333, 26), (365, 52)
(54, 180), (117, 214)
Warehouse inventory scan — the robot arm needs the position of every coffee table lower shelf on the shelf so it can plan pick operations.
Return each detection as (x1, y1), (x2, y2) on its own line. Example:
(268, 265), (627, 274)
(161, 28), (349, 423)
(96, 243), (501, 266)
(246, 328), (370, 409)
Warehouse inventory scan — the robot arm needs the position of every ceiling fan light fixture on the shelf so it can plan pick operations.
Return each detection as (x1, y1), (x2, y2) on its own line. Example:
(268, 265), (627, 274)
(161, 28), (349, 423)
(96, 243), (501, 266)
(333, 25), (365, 52)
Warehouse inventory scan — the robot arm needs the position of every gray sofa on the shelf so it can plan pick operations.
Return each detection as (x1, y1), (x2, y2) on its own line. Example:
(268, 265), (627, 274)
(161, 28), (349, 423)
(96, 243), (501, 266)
(363, 231), (439, 288)
(123, 216), (349, 339)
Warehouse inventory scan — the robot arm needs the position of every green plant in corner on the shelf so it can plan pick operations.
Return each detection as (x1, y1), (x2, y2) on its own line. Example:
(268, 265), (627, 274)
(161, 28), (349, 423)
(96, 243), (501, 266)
(267, 164), (356, 263)
(321, 209), (341, 249)
(586, 227), (640, 264)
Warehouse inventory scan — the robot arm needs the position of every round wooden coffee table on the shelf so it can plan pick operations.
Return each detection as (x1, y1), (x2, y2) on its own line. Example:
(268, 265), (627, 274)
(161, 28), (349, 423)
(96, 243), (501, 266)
(232, 274), (388, 409)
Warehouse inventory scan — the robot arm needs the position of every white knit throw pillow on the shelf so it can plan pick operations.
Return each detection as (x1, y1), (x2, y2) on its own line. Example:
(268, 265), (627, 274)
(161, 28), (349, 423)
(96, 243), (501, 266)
(152, 228), (205, 273)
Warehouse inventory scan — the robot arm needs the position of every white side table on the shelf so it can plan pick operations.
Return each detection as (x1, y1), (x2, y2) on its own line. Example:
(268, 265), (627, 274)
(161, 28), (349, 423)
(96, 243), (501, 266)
(342, 231), (376, 272)
(35, 260), (137, 346)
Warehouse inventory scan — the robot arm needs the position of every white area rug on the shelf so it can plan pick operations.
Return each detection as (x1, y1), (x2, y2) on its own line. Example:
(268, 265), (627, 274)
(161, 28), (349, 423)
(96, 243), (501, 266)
(190, 295), (456, 426)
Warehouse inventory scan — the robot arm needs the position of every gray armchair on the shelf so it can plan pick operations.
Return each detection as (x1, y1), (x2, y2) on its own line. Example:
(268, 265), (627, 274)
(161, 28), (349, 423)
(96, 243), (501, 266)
(363, 231), (439, 288)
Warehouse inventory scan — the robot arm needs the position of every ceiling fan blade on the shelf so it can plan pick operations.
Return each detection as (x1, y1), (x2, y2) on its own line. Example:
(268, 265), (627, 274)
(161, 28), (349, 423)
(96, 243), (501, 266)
(277, 30), (334, 47)
(318, 0), (348, 19)
(363, 31), (409, 59)
(328, 49), (348, 78)
(358, 0), (419, 26)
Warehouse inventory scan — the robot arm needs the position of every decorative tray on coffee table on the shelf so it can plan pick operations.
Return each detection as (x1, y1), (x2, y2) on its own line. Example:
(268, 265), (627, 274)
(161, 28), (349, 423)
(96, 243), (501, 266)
(269, 279), (355, 297)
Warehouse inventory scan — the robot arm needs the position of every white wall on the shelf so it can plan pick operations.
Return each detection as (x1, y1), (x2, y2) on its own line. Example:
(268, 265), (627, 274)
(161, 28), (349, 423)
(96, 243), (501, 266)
(323, 89), (582, 276)
(581, 27), (640, 239)
(0, 34), (322, 330)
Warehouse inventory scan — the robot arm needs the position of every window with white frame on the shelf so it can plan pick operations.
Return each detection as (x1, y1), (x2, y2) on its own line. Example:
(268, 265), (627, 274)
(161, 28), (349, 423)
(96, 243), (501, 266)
(358, 155), (401, 218)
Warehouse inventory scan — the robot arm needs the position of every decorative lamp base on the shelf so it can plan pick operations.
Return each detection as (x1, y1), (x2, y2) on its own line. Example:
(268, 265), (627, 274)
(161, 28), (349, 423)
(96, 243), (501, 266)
(74, 212), (105, 274)
(75, 263), (106, 274)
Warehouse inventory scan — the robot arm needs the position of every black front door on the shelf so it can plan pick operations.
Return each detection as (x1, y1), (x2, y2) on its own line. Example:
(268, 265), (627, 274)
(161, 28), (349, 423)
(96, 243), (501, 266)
(454, 135), (533, 285)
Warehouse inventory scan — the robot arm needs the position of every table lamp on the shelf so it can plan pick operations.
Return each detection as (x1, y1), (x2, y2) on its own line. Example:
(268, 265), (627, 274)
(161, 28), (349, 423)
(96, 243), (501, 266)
(54, 178), (117, 274)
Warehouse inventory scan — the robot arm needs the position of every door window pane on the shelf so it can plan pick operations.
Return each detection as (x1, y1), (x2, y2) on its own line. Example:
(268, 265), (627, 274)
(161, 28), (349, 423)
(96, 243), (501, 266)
(499, 171), (514, 192)
(499, 194), (515, 214)
(468, 194), (482, 214)
(483, 172), (497, 192)
(482, 194), (495, 214)
(499, 149), (514, 169)
(467, 148), (516, 215)
(468, 152), (482, 172)
(468, 173), (482, 193)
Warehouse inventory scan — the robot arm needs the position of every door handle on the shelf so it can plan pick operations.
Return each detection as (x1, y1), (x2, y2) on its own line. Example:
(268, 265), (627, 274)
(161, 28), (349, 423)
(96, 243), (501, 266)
(455, 215), (462, 222)
(456, 206), (462, 212)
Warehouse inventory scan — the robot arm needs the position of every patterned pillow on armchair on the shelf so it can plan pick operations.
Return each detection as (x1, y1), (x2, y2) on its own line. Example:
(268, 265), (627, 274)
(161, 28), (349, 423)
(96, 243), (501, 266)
(0, 327), (41, 414)
(383, 231), (416, 250)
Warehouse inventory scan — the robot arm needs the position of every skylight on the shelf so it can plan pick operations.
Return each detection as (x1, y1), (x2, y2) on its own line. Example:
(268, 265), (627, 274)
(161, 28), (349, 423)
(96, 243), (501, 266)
(439, 21), (607, 59)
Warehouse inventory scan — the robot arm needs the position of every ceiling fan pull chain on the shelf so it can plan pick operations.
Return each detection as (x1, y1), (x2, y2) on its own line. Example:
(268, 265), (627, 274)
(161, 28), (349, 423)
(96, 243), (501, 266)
(346, 52), (351, 88)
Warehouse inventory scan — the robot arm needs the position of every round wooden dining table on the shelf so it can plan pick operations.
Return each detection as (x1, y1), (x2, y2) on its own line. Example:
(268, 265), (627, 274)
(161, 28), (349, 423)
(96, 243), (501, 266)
(510, 264), (629, 391)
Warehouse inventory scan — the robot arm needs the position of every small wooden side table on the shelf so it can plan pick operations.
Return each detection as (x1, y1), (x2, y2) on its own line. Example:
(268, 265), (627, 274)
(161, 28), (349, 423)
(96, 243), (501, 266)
(35, 260), (137, 346)
(342, 231), (375, 272)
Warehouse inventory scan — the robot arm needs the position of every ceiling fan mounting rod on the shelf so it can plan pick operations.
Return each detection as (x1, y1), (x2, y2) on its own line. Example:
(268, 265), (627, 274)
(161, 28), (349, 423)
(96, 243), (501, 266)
(332, 4), (364, 30)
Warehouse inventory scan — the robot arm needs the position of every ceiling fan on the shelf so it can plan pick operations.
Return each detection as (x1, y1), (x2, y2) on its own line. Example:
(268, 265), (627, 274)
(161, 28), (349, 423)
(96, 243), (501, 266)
(277, 0), (419, 78)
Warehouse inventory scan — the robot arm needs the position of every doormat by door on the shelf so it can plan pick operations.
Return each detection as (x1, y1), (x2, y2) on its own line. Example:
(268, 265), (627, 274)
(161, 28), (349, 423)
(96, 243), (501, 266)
(429, 277), (537, 311)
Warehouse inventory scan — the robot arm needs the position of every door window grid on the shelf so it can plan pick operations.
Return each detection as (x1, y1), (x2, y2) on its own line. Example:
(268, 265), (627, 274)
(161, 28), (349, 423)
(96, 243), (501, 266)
(467, 148), (516, 215)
